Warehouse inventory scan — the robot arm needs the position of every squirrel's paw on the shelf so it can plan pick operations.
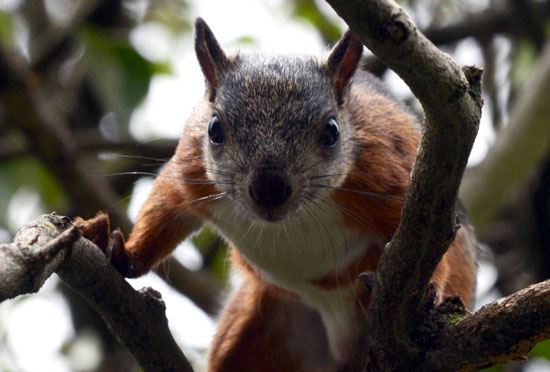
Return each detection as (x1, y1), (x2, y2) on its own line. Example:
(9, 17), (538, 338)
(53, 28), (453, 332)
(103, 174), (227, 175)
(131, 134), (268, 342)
(74, 212), (141, 278)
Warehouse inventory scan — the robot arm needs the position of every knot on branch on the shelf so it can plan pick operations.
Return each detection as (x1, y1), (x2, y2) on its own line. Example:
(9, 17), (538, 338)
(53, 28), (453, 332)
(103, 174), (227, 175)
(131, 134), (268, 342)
(372, 11), (411, 44)
(463, 65), (485, 108)
(140, 286), (167, 317)
(412, 295), (469, 350)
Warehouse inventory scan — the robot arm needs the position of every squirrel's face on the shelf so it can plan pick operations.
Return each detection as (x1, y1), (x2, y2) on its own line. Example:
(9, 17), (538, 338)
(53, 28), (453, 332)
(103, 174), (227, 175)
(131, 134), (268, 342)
(203, 56), (356, 222)
(193, 19), (363, 223)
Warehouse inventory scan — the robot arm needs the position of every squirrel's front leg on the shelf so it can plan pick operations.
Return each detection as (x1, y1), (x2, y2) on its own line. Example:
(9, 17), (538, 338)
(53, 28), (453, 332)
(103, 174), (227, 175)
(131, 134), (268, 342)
(75, 160), (203, 277)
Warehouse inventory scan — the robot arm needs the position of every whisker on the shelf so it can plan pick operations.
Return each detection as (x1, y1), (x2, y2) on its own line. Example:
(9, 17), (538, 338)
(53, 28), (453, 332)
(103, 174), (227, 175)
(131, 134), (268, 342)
(306, 173), (347, 180)
(104, 153), (236, 178)
(106, 153), (203, 165)
(89, 171), (235, 186)
(301, 197), (337, 268)
(307, 183), (403, 202)
(134, 190), (233, 266)
(305, 193), (373, 233)
(300, 157), (325, 174)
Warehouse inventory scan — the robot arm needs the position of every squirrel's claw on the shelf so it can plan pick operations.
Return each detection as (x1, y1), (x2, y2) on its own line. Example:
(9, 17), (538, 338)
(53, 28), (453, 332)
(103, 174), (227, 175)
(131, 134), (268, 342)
(107, 228), (141, 278)
(74, 212), (111, 252)
(424, 281), (441, 311)
(74, 213), (141, 278)
(357, 271), (376, 293)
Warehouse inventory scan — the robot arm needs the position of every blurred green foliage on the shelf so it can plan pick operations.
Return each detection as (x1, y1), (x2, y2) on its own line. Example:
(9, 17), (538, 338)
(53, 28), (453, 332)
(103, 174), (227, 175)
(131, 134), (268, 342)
(191, 226), (230, 283)
(144, 0), (191, 34)
(80, 26), (171, 128)
(530, 339), (550, 360)
(0, 11), (13, 47)
(511, 39), (538, 90)
(291, 0), (341, 43)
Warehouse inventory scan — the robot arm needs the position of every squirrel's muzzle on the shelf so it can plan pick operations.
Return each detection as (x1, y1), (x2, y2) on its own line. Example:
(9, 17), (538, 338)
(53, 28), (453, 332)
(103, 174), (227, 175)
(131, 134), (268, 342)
(248, 168), (292, 210)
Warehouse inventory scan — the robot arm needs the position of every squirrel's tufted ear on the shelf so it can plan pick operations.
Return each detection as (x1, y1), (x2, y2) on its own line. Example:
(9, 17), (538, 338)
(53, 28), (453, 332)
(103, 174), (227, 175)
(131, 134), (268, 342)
(195, 18), (229, 102)
(327, 30), (363, 105)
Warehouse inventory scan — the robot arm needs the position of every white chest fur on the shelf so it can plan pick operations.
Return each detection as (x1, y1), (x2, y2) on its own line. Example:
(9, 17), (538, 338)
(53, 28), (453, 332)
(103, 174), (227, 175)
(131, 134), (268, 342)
(211, 201), (371, 289)
(210, 202), (380, 363)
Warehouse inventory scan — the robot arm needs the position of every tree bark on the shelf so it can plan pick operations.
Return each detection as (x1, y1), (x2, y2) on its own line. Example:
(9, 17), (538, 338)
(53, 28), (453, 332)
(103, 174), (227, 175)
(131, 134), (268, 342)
(1, 214), (194, 372)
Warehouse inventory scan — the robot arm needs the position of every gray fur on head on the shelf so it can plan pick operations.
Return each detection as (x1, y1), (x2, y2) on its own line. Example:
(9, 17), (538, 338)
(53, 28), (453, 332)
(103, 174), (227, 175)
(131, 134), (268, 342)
(195, 19), (363, 221)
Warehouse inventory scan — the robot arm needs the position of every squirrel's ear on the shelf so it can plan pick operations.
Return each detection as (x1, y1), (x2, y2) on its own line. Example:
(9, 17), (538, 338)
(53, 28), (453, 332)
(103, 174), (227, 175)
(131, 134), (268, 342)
(327, 30), (363, 105)
(195, 18), (229, 102)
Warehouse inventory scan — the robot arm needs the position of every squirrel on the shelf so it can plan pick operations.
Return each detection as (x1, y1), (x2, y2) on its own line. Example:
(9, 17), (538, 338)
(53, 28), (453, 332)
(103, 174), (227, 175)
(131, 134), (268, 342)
(76, 18), (477, 372)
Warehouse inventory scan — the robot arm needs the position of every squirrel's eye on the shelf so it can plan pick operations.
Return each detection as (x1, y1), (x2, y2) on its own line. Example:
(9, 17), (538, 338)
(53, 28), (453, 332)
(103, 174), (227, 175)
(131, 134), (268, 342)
(208, 116), (225, 145)
(319, 118), (339, 148)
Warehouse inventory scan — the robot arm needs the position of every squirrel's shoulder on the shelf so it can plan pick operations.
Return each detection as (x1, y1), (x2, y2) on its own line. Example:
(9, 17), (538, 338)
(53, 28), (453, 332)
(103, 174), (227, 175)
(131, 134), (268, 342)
(349, 70), (421, 133)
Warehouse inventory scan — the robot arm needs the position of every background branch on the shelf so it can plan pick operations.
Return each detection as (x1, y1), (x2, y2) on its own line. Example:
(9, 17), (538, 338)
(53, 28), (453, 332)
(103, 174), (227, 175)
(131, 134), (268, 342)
(460, 39), (550, 232)
(0, 49), (224, 316)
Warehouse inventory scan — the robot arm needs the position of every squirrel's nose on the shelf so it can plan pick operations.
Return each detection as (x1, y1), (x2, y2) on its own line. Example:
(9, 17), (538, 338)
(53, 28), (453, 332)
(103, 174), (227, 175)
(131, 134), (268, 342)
(249, 168), (292, 208)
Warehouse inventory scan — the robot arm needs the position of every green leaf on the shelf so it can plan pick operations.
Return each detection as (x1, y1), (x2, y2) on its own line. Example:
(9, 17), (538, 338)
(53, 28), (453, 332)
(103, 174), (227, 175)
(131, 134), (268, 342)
(234, 36), (257, 46)
(191, 226), (230, 282)
(510, 39), (537, 91)
(79, 27), (171, 128)
(145, 8), (191, 35)
(0, 11), (14, 47)
(292, 0), (342, 43)
(530, 339), (550, 360)
(479, 364), (504, 372)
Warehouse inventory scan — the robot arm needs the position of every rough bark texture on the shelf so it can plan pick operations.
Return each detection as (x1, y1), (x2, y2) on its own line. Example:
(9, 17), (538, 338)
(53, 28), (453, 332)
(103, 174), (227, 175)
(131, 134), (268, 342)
(428, 280), (550, 371)
(0, 219), (79, 300)
(2, 214), (194, 372)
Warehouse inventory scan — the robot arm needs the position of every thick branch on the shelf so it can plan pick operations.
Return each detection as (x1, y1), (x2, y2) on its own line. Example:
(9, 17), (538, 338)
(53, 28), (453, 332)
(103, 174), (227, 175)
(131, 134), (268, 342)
(326, 0), (482, 369)
(426, 280), (550, 371)
(2, 213), (194, 372)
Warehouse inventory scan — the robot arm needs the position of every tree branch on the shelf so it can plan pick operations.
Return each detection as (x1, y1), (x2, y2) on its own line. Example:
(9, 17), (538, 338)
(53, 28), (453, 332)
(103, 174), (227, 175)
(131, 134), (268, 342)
(327, 1), (550, 370)
(29, 0), (107, 71)
(1, 213), (194, 372)
(422, 0), (549, 46)
(326, 0), (483, 369)
(427, 280), (550, 371)
(361, 0), (550, 76)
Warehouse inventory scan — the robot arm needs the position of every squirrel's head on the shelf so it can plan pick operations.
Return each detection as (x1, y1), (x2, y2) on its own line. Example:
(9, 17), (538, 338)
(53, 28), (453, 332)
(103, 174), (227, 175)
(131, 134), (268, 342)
(193, 18), (363, 222)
